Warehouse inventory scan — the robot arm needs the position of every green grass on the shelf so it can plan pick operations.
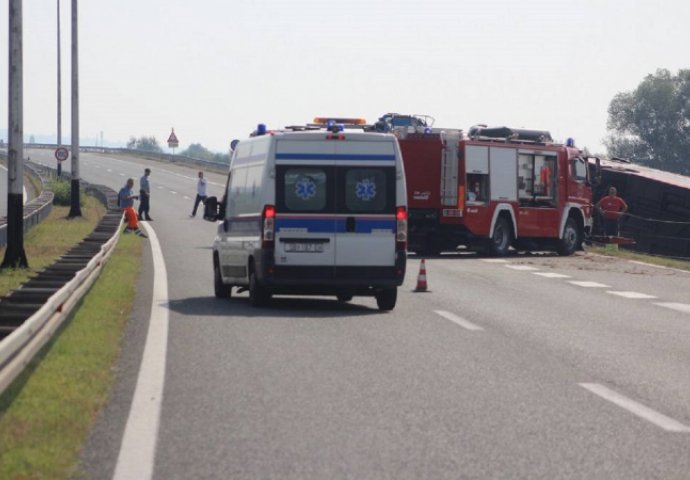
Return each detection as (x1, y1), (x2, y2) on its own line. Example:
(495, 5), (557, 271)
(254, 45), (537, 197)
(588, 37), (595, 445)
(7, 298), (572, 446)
(0, 197), (105, 297)
(587, 244), (690, 272)
(0, 231), (143, 480)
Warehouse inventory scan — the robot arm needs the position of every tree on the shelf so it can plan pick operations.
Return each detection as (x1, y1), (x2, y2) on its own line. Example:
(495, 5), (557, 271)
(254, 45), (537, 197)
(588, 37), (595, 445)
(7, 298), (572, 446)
(180, 143), (230, 165)
(606, 68), (690, 174)
(126, 136), (162, 153)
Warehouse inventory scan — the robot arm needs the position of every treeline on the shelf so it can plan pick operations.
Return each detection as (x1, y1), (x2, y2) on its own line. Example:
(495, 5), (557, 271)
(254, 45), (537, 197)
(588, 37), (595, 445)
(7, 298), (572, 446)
(606, 68), (690, 175)
(126, 136), (231, 164)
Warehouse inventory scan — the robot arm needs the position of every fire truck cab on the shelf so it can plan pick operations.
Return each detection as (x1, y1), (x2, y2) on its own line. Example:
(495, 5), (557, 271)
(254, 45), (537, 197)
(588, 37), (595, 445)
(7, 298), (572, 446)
(395, 118), (595, 256)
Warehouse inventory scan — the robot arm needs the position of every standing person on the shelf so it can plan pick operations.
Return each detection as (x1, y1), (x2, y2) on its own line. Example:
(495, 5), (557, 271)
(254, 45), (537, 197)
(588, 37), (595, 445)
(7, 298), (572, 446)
(138, 168), (153, 221)
(118, 178), (148, 238)
(596, 186), (628, 237)
(190, 171), (208, 218)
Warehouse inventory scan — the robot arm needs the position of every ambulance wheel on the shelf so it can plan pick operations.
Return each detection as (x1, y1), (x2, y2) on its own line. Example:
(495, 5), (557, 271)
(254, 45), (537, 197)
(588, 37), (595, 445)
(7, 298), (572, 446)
(336, 293), (353, 302)
(214, 259), (231, 298)
(375, 287), (397, 311)
(557, 217), (581, 256)
(488, 216), (513, 256)
(249, 270), (271, 307)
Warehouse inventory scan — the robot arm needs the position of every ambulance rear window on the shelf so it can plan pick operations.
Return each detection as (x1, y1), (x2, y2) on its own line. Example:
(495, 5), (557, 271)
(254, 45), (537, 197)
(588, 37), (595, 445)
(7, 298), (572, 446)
(341, 167), (395, 214)
(281, 167), (329, 212)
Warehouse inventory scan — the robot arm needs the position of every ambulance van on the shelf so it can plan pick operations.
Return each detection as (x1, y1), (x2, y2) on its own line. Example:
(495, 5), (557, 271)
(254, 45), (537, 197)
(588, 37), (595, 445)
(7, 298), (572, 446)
(204, 122), (408, 310)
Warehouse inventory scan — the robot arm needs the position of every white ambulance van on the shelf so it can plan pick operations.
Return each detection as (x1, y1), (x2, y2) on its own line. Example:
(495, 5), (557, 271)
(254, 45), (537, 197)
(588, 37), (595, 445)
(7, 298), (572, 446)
(204, 122), (408, 310)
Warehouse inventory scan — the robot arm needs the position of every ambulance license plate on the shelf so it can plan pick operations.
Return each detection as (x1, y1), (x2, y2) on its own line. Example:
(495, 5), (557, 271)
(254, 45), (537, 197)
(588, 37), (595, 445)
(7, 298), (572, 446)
(284, 242), (324, 253)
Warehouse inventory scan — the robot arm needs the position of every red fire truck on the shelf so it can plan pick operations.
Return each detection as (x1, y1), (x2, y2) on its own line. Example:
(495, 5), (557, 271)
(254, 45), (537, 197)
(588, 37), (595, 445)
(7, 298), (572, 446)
(373, 114), (597, 256)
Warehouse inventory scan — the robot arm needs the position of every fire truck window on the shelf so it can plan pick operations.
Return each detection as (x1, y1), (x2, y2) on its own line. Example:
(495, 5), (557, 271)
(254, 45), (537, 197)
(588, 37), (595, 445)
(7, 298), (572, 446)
(466, 174), (487, 203)
(519, 154), (556, 205)
(571, 157), (587, 183)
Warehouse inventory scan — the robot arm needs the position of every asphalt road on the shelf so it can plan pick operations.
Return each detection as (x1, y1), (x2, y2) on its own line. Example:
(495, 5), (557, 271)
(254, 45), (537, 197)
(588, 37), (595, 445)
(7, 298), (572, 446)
(26, 149), (690, 479)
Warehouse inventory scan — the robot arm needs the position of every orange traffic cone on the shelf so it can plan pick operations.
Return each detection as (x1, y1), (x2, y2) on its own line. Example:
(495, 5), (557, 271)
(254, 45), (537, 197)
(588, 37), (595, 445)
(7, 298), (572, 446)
(414, 259), (429, 292)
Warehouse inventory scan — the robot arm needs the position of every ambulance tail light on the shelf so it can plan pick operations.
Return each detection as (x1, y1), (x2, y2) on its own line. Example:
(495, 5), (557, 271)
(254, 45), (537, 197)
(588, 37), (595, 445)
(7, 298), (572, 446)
(396, 206), (408, 251)
(262, 204), (276, 249)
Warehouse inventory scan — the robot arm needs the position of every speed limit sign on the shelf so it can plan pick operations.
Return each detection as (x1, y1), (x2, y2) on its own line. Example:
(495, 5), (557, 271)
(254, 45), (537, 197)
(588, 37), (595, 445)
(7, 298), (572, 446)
(55, 147), (69, 162)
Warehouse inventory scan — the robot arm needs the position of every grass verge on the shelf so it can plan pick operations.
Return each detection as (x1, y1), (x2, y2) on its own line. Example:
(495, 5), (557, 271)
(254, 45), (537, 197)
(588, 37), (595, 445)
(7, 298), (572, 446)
(0, 229), (143, 480)
(0, 197), (105, 297)
(587, 244), (690, 272)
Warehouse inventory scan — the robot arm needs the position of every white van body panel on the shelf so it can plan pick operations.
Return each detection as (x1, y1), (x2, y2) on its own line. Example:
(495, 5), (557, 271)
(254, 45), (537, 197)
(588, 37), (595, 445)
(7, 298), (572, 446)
(212, 129), (407, 301)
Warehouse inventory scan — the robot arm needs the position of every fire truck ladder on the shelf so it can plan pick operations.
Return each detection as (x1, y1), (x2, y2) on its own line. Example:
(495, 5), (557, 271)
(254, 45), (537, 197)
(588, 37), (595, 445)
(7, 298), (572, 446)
(440, 131), (461, 207)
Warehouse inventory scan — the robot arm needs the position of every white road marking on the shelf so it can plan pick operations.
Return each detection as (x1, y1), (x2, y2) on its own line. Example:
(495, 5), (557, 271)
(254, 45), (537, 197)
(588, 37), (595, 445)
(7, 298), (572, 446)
(107, 169), (113, 172)
(579, 383), (690, 433)
(607, 291), (657, 299)
(170, 191), (177, 195)
(113, 223), (169, 480)
(119, 173), (125, 176)
(533, 272), (571, 278)
(569, 281), (610, 288)
(157, 186), (164, 189)
(505, 265), (539, 271)
(434, 310), (484, 331)
(654, 302), (690, 314)
(481, 259), (508, 263)
(183, 195), (190, 200)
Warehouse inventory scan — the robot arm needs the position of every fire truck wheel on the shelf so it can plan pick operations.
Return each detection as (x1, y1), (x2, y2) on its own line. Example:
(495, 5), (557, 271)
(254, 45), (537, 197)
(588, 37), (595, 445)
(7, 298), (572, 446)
(488, 216), (513, 256)
(557, 217), (582, 256)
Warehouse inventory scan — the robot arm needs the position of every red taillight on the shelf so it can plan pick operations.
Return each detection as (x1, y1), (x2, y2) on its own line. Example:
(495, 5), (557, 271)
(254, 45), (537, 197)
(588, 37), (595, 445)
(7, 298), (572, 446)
(262, 204), (275, 248)
(396, 206), (408, 251)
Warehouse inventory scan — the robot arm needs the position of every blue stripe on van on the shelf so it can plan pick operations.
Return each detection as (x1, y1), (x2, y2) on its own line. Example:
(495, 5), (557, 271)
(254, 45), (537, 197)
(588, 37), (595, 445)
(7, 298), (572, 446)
(275, 153), (396, 162)
(276, 217), (395, 234)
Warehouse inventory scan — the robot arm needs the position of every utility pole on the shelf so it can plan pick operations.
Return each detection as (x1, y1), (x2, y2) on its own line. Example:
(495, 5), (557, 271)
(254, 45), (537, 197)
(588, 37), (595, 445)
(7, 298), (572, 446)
(2, 0), (29, 269)
(57, 0), (62, 177)
(68, 0), (81, 217)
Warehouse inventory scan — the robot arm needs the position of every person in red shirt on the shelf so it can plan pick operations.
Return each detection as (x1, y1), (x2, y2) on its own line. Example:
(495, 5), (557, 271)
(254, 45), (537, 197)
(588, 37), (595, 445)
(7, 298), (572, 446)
(596, 186), (628, 236)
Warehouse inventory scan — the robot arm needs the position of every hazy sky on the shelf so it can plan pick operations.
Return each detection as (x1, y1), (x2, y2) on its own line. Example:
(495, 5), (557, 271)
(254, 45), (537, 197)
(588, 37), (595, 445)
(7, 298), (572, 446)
(1, 0), (689, 154)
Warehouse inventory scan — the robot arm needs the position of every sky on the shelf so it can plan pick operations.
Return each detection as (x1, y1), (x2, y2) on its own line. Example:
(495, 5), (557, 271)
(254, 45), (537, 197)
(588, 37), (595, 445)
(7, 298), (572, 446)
(1, 0), (689, 154)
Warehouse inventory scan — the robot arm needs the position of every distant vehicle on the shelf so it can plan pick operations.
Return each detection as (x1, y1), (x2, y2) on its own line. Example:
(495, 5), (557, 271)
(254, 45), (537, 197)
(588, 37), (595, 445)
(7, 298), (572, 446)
(204, 120), (408, 310)
(387, 114), (598, 256)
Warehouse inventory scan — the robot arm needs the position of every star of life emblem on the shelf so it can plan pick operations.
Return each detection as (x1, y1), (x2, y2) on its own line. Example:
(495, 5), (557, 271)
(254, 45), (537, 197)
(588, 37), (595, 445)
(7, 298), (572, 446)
(295, 177), (317, 200)
(355, 178), (377, 201)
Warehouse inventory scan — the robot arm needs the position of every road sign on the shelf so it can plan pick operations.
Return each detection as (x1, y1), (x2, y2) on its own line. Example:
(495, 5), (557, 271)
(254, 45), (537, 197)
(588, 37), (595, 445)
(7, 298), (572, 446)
(167, 129), (179, 149)
(55, 147), (69, 162)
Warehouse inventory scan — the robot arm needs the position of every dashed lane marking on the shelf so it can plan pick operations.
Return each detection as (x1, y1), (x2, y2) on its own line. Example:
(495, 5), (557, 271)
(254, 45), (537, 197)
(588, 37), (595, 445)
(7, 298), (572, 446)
(481, 259), (509, 263)
(569, 281), (610, 288)
(532, 272), (571, 278)
(170, 191), (177, 195)
(654, 302), (690, 314)
(607, 291), (657, 299)
(505, 265), (539, 271)
(579, 383), (690, 433)
(434, 310), (484, 331)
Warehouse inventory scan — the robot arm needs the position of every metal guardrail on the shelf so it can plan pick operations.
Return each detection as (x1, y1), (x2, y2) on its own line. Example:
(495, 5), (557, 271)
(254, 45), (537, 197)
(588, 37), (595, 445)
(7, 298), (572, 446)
(23, 143), (230, 173)
(0, 158), (55, 248)
(0, 179), (123, 396)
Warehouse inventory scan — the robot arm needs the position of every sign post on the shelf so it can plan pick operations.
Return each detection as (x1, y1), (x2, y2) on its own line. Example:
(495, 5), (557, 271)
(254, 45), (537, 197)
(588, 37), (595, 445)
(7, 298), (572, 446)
(167, 128), (179, 162)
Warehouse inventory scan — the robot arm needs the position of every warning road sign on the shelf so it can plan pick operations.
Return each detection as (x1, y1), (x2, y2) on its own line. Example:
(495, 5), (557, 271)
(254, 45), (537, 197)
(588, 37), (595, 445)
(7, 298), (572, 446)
(167, 129), (179, 149)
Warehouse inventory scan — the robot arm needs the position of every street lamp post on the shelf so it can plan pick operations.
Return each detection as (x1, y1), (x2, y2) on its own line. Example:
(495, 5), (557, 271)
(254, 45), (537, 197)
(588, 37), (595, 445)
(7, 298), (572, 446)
(68, 0), (81, 217)
(2, 0), (29, 269)
(57, 0), (62, 177)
